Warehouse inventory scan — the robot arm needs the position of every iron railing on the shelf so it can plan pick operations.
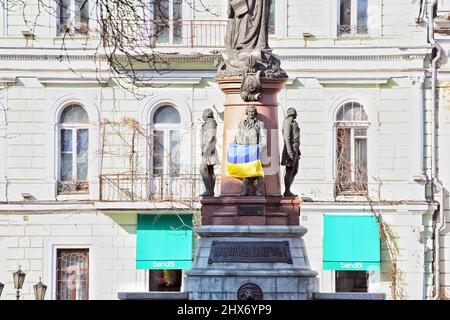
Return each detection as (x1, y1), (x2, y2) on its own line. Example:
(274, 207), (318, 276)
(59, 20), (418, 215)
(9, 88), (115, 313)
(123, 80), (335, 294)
(101, 19), (227, 48)
(99, 173), (221, 202)
(57, 23), (90, 36)
(337, 24), (369, 37)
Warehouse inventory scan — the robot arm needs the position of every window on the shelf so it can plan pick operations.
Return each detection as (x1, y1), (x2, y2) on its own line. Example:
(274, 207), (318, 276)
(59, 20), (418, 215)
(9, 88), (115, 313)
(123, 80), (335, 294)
(56, 249), (89, 300)
(152, 0), (183, 45)
(58, 105), (89, 194)
(269, 0), (275, 35)
(152, 105), (181, 175)
(0, 0), (7, 36)
(338, 0), (368, 36)
(149, 270), (182, 291)
(335, 102), (368, 195)
(336, 271), (368, 292)
(58, 0), (89, 35)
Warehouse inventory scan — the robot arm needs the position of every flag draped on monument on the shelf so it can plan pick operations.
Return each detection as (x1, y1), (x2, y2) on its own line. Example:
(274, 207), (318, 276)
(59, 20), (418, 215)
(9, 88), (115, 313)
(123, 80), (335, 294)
(226, 144), (264, 178)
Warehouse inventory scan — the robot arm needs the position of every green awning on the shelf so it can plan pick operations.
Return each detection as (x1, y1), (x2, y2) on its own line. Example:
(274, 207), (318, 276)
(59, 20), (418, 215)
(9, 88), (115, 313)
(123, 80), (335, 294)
(323, 215), (380, 271)
(136, 214), (193, 270)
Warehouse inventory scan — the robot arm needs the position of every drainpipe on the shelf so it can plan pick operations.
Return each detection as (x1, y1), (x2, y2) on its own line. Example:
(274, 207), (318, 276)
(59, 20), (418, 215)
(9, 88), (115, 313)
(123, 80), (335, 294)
(433, 181), (445, 299)
(428, 0), (445, 300)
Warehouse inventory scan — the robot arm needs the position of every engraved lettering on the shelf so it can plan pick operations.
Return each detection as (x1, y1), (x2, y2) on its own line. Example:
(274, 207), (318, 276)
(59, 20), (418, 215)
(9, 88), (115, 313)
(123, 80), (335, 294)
(208, 241), (292, 264)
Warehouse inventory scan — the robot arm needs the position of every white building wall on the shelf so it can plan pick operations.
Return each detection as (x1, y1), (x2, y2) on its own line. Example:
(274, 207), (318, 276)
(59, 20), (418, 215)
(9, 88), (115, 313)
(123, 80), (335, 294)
(0, 212), (145, 300)
(0, 0), (440, 300)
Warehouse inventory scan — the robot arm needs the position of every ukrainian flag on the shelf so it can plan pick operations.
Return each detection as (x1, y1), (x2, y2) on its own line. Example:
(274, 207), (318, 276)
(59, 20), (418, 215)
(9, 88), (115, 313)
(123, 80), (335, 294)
(227, 144), (264, 178)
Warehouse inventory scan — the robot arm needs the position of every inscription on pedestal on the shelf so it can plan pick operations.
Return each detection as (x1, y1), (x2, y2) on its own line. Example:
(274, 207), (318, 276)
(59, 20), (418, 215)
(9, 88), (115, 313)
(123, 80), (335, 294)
(237, 205), (264, 216)
(208, 241), (292, 264)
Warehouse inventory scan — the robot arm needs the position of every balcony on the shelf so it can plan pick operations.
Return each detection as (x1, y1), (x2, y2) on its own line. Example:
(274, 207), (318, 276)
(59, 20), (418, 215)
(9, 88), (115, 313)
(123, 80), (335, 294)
(99, 173), (221, 203)
(101, 20), (227, 48)
(337, 24), (369, 37)
(58, 23), (90, 36)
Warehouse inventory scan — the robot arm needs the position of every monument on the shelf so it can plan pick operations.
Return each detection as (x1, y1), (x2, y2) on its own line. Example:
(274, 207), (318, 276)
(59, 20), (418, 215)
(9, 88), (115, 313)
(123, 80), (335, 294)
(186, 0), (318, 300)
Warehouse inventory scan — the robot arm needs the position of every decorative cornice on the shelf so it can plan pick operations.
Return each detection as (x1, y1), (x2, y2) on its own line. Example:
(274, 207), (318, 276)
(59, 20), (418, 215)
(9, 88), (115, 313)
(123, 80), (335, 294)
(282, 54), (427, 62)
(37, 77), (110, 85)
(0, 52), (429, 63)
(0, 54), (104, 61)
(317, 77), (391, 85)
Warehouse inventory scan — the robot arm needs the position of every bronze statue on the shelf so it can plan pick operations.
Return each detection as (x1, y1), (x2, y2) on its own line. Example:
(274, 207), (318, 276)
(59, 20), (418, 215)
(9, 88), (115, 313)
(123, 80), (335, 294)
(225, 0), (271, 50)
(233, 105), (267, 196)
(218, 0), (287, 80)
(281, 107), (301, 197)
(200, 109), (219, 197)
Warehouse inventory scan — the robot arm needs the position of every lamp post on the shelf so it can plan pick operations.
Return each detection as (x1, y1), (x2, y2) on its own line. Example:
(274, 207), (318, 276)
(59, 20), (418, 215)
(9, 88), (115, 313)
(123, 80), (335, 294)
(33, 277), (47, 300)
(13, 266), (26, 300)
(0, 282), (4, 298)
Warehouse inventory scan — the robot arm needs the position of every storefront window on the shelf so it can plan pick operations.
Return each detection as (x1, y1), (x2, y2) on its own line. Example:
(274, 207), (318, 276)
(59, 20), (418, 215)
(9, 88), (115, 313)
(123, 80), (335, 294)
(336, 270), (368, 292)
(149, 269), (182, 291)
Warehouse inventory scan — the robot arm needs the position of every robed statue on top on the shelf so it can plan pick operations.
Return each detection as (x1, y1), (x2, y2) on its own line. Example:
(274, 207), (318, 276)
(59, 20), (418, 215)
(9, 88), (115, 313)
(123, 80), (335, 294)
(218, 0), (287, 86)
(225, 0), (271, 50)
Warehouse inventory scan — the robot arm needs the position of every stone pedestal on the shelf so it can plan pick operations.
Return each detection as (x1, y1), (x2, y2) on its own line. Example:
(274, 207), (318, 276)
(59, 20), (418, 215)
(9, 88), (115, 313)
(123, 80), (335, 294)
(200, 76), (300, 225)
(186, 226), (318, 300)
(201, 196), (300, 225)
(216, 76), (285, 197)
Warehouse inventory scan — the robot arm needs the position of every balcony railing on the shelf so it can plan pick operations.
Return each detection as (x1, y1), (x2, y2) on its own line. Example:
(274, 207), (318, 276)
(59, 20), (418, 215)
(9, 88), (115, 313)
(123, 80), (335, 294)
(57, 23), (90, 36)
(337, 24), (369, 37)
(101, 19), (227, 48)
(99, 173), (221, 202)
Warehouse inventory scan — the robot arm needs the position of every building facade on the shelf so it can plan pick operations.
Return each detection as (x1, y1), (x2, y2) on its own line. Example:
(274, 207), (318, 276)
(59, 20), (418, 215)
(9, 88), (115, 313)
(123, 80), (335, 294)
(0, 0), (448, 300)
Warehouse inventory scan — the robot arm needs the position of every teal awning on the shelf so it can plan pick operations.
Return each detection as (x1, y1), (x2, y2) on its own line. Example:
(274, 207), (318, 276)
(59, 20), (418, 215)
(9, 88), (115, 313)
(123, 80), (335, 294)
(323, 215), (380, 271)
(136, 214), (193, 270)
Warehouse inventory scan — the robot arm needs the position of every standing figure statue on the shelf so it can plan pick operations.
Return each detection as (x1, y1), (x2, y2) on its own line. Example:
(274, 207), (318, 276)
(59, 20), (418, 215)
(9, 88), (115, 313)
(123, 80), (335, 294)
(281, 107), (301, 197)
(200, 109), (219, 197)
(225, 0), (271, 50)
(233, 105), (267, 196)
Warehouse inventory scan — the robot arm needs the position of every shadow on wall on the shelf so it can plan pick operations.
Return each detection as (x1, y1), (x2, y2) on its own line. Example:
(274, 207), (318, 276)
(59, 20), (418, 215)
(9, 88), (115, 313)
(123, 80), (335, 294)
(106, 213), (137, 234)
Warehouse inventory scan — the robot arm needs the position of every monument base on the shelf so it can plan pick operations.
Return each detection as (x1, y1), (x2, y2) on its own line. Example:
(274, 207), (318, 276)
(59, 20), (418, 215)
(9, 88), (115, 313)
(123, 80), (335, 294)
(185, 225), (318, 300)
(201, 196), (300, 225)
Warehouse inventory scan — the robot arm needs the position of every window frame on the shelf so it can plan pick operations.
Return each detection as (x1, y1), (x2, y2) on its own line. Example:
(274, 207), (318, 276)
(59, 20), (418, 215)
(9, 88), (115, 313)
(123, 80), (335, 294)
(148, 269), (183, 292)
(148, 0), (184, 46)
(57, 105), (90, 195)
(334, 0), (382, 38)
(0, 0), (7, 36)
(57, 0), (90, 36)
(334, 102), (369, 196)
(150, 105), (183, 176)
(53, 246), (91, 300)
(337, 0), (369, 37)
(335, 270), (369, 292)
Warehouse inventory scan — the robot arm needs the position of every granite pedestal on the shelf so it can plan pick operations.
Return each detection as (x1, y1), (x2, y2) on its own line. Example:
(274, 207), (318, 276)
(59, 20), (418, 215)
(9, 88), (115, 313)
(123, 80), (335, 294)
(185, 225), (318, 300)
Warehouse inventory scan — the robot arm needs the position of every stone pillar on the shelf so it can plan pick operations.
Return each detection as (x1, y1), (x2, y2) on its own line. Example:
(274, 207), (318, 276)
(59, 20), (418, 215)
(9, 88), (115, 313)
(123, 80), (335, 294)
(215, 76), (286, 196)
(200, 76), (300, 226)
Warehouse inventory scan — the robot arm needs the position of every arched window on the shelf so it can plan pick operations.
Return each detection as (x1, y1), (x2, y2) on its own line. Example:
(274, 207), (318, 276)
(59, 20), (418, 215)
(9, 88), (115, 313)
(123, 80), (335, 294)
(152, 105), (181, 175)
(335, 102), (368, 195)
(58, 105), (89, 193)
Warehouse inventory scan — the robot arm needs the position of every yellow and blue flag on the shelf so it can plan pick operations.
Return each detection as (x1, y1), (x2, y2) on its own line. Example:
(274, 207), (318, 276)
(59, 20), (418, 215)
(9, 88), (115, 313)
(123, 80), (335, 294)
(226, 144), (264, 178)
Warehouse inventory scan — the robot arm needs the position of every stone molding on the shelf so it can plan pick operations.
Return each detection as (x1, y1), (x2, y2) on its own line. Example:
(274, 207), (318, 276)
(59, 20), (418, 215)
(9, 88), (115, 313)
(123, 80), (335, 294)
(0, 53), (428, 63)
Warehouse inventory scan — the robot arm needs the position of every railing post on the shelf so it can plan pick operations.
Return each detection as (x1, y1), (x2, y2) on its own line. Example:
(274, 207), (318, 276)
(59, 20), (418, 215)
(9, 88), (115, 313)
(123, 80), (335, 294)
(99, 174), (103, 201)
(190, 21), (194, 48)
